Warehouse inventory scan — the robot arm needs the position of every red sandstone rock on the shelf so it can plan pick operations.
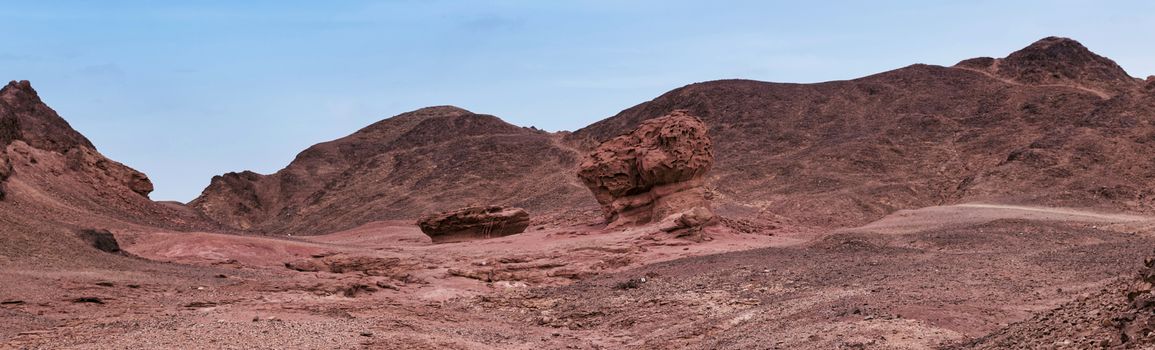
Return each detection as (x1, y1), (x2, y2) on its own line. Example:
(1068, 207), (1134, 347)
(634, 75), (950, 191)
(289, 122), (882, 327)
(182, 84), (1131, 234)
(416, 206), (531, 243)
(577, 110), (714, 228)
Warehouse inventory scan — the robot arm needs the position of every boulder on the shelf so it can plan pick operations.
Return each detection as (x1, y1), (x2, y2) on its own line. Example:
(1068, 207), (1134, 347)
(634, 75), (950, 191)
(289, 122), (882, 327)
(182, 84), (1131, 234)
(578, 110), (715, 228)
(657, 206), (717, 233)
(417, 206), (531, 243)
(75, 229), (123, 255)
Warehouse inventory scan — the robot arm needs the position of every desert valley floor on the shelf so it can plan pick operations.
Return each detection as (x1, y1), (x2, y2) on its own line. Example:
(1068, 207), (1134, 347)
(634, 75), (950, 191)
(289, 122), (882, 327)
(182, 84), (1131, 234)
(4, 203), (1155, 349)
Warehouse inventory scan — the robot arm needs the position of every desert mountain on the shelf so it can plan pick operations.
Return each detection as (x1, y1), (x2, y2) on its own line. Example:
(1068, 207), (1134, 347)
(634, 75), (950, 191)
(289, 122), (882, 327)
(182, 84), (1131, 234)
(190, 106), (595, 234)
(571, 36), (1155, 228)
(0, 80), (205, 265)
(192, 37), (1155, 234)
(6, 36), (1155, 349)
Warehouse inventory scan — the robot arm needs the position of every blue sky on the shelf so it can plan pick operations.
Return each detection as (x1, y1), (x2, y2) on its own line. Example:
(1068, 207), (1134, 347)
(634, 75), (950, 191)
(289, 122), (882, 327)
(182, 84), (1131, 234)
(1, 1), (1152, 202)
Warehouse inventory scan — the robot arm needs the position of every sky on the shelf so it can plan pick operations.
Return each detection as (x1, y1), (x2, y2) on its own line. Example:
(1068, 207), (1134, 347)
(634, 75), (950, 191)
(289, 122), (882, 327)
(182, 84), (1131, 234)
(1, 1), (1153, 202)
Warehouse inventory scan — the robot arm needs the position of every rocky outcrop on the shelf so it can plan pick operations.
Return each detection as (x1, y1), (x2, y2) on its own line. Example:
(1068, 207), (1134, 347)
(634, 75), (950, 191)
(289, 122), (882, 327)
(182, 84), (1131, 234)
(75, 229), (124, 255)
(194, 170), (267, 230)
(0, 80), (95, 152)
(417, 206), (531, 243)
(63, 146), (154, 197)
(285, 255), (409, 276)
(0, 79), (209, 255)
(577, 110), (714, 228)
(0, 80), (153, 198)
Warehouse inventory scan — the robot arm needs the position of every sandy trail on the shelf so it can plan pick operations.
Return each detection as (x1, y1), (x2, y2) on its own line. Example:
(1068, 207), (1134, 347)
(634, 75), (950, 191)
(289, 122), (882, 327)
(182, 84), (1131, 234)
(843, 203), (1152, 236)
(953, 65), (1113, 99)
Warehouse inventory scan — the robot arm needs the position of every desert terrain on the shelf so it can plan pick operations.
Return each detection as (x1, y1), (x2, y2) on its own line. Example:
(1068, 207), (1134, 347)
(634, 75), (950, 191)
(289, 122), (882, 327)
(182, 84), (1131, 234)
(5, 36), (1155, 349)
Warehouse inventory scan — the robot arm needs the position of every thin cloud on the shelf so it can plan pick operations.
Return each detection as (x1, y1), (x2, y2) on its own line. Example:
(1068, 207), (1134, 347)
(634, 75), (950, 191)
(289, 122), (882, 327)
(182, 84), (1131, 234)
(457, 14), (525, 31)
(72, 63), (126, 80)
(0, 53), (42, 62)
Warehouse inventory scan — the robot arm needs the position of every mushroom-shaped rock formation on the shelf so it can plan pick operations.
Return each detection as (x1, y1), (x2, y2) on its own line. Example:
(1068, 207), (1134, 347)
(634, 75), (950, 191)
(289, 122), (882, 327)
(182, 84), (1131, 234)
(578, 110), (715, 228)
(417, 206), (531, 243)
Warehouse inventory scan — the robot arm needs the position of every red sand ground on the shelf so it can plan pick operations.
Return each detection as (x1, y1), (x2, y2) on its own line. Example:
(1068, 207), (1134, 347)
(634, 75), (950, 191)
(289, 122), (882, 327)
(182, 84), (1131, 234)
(4, 203), (1153, 349)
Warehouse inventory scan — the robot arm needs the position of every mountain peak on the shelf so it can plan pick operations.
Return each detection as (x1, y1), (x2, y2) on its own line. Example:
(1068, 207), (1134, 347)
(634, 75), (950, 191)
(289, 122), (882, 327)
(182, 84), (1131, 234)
(1017, 36), (1088, 52)
(0, 80), (95, 152)
(1, 80), (48, 116)
(409, 105), (472, 116)
(955, 37), (1135, 91)
(1, 80), (36, 101)
(1004, 37), (1118, 70)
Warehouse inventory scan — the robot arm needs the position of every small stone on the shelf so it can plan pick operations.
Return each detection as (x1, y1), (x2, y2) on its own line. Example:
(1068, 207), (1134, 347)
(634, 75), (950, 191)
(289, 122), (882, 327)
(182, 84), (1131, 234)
(375, 281), (400, 291)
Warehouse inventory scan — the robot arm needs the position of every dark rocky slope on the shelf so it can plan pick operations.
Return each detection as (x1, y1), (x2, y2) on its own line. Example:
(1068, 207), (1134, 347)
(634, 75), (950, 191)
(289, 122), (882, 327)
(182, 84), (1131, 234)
(195, 36), (1155, 233)
(0, 80), (208, 266)
(571, 36), (1154, 228)
(191, 106), (594, 234)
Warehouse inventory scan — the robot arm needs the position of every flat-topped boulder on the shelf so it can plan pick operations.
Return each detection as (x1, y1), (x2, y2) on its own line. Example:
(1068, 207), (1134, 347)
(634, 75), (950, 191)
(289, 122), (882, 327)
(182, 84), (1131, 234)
(417, 206), (531, 243)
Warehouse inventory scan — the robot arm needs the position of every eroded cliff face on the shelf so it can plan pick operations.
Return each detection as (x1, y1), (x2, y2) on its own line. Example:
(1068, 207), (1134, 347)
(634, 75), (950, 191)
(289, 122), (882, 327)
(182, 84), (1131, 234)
(578, 110), (714, 228)
(0, 80), (211, 266)
(0, 80), (154, 201)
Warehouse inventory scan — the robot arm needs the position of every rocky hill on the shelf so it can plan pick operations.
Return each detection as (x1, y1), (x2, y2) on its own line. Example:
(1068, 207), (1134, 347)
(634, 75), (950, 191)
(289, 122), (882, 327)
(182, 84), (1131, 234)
(571, 36), (1155, 228)
(0, 80), (207, 265)
(191, 36), (1155, 234)
(190, 106), (595, 234)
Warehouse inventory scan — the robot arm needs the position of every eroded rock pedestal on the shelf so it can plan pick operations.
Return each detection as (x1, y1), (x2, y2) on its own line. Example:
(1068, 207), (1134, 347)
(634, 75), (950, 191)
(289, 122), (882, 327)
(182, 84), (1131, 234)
(578, 110), (716, 229)
(417, 206), (531, 243)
